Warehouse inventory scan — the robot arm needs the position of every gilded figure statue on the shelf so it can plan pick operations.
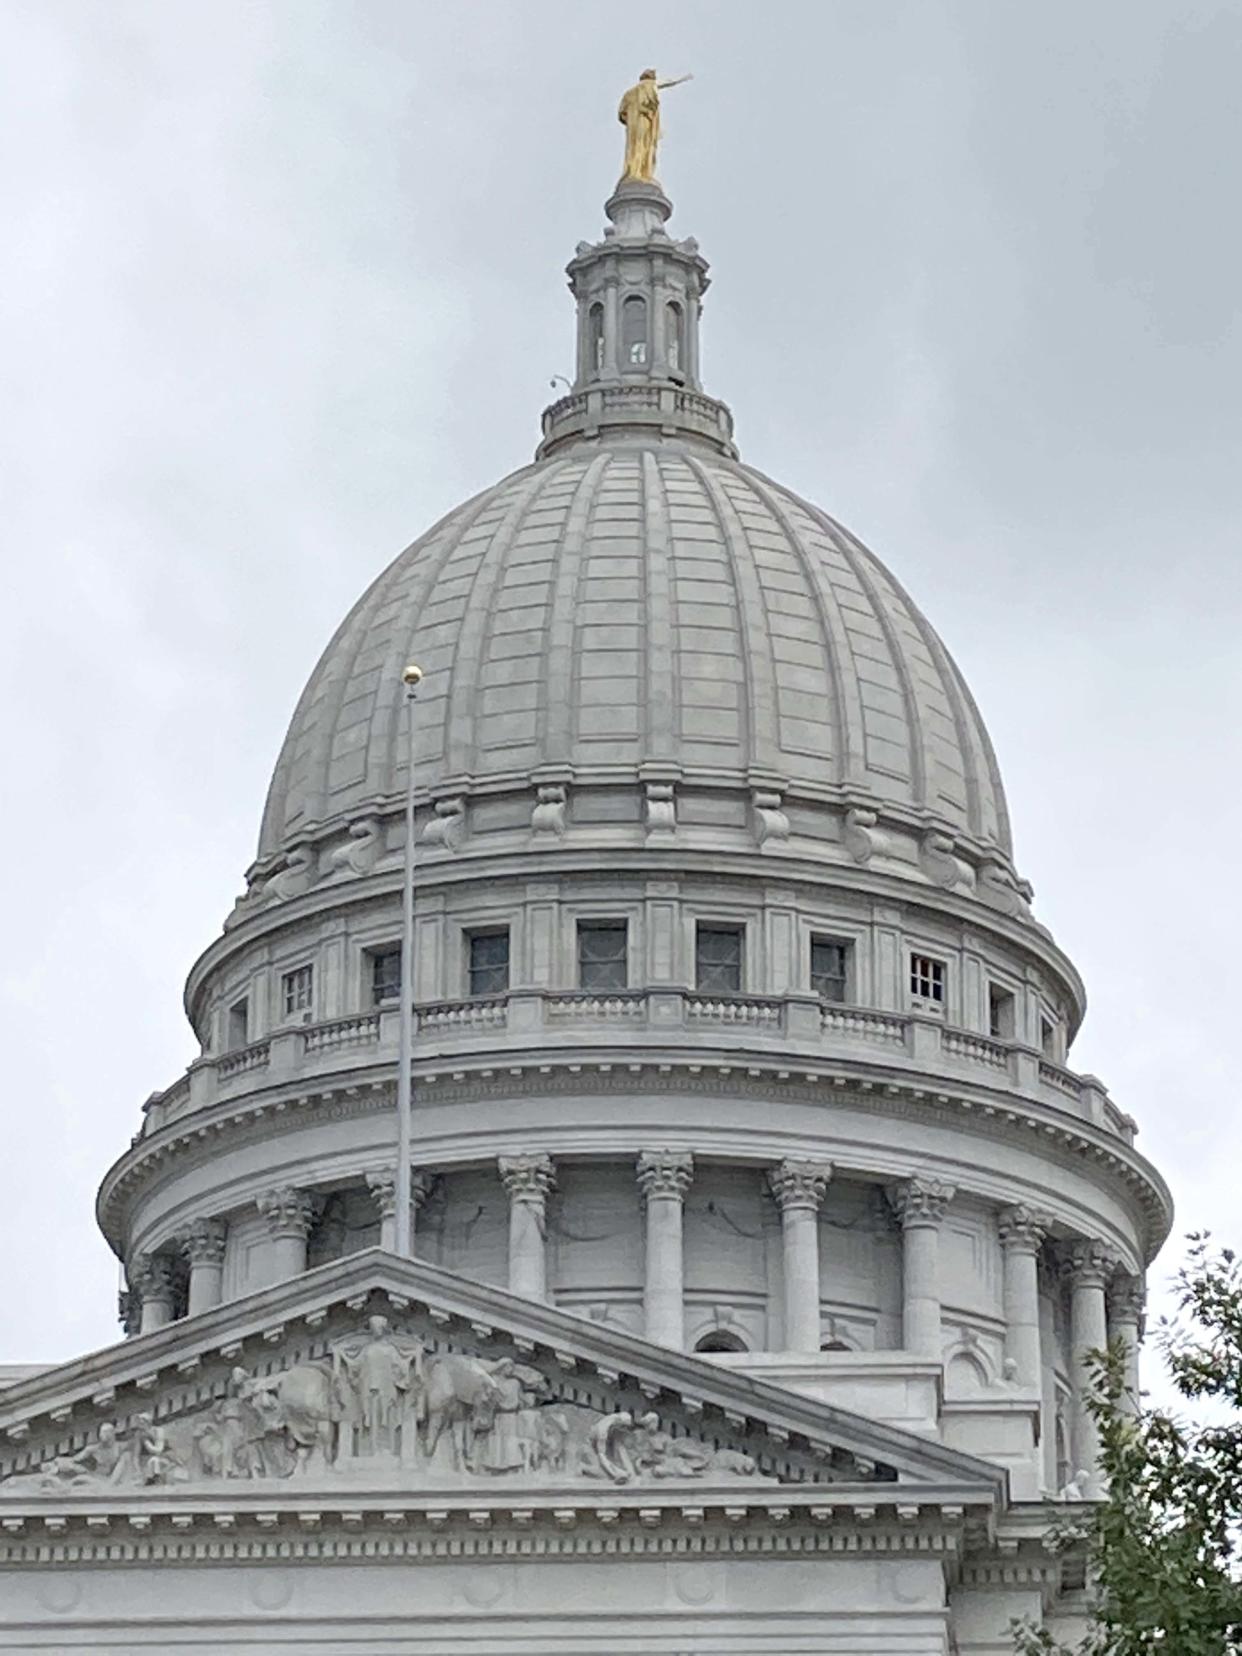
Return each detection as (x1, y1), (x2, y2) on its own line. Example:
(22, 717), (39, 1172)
(617, 69), (692, 185)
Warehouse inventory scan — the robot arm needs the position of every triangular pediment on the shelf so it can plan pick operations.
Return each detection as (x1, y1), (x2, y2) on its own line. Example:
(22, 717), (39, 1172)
(0, 1251), (1003, 1519)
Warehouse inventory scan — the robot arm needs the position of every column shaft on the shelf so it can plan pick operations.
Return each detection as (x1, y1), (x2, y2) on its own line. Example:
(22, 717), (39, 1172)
(256, 1188), (317, 1286)
(132, 1254), (176, 1335)
(1067, 1242), (1113, 1484)
(638, 1150), (693, 1348)
(768, 1160), (832, 1354)
(998, 1205), (1049, 1389)
(1108, 1274), (1145, 1420)
(889, 1179), (955, 1358)
(499, 1156), (556, 1301)
(182, 1217), (227, 1317)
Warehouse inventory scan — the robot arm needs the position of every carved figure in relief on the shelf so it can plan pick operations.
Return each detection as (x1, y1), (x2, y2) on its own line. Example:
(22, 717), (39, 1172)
(418, 1351), (510, 1467)
(333, 1316), (423, 1456)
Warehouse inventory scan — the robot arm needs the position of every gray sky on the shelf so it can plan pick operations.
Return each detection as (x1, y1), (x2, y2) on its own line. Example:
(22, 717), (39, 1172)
(2, 0), (1240, 1366)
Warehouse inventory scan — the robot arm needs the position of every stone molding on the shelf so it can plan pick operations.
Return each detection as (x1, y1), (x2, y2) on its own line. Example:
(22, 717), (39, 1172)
(637, 1149), (694, 1201)
(767, 1158), (832, 1213)
(129, 1253), (176, 1304)
(1062, 1239), (1119, 1291)
(364, 1168), (435, 1220)
(1107, 1272), (1146, 1325)
(97, 1057), (1169, 1266)
(179, 1217), (227, 1267)
(997, 1203), (1051, 1255)
(255, 1187), (317, 1241)
(0, 1494), (977, 1568)
(887, 1178), (955, 1229)
(498, 1154), (557, 1206)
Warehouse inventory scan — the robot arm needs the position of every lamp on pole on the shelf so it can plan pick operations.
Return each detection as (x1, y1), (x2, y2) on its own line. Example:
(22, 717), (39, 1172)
(394, 662), (423, 1258)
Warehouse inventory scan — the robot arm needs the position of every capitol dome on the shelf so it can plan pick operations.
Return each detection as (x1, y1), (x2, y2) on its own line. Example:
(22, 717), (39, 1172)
(259, 445), (1011, 862)
(90, 172), (1169, 1559)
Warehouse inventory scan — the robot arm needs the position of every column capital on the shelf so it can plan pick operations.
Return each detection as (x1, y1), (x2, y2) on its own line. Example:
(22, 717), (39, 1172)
(179, 1216), (227, 1267)
(768, 1158), (832, 1213)
(997, 1203), (1052, 1255)
(130, 1251), (177, 1301)
(1062, 1238), (1120, 1291)
(365, 1167), (435, 1219)
(256, 1186), (318, 1241)
(637, 1148), (694, 1200)
(888, 1177), (955, 1228)
(1107, 1271), (1146, 1326)
(498, 1154), (557, 1206)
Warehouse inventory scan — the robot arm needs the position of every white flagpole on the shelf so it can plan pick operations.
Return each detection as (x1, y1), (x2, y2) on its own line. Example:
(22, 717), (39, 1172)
(394, 662), (423, 1257)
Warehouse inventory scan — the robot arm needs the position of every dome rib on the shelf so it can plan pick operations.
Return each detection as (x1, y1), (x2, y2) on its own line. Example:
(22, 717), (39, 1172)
(639, 451), (679, 766)
(542, 454), (609, 769)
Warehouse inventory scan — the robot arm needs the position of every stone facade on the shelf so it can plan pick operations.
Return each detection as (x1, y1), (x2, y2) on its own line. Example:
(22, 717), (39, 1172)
(0, 174), (1170, 1652)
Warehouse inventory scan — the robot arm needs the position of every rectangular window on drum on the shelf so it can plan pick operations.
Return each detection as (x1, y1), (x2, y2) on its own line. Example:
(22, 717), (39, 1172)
(370, 947), (402, 1006)
(468, 930), (510, 998)
(282, 964), (314, 1017)
(811, 936), (850, 1003)
(696, 924), (743, 995)
(909, 953), (945, 1008)
(578, 920), (628, 992)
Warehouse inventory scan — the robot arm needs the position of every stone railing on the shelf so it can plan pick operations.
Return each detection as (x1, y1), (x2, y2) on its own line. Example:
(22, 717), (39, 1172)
(417, 998), (508, 1033)
(546, 992), (648, 1021)
(215, 1041), (271, 1081)
(943, 1029), (1010, 1071)
(683, 994), (784, 1029)
(820, 1005), (907, 1045)
(138, 993), (1138, 1149)
(1038, 1059), (1080, 1101)
(302, 1013), (382, 1055)
(538, 383), (736, 458)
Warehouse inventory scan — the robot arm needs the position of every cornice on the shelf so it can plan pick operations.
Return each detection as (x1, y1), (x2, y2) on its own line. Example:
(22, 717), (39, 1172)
(96, 1053), (1172, 1263)
(0, 1490), (977, 1568)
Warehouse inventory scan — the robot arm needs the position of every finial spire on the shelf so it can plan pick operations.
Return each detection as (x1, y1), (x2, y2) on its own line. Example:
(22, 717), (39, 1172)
(536, 81), (734, 462)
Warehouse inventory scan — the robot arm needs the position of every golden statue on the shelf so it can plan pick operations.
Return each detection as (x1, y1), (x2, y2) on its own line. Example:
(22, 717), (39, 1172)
(618, 69), (692, 186)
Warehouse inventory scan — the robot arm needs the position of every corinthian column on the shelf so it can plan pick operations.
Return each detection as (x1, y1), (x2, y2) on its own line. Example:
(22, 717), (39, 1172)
(181, 1217), (227, 1316)
(768, 1159), (832, 1353)
(498, 1155), (556, 1301)
(131, 1253), (177, 1335)
(256, 1187), (318, 1285)
(366, 1167), (435, 1254)
(1066, 1239), (1116, 1485)
(998, 1204), (1050, 1389)
(888, 1178), (955, 1358)
(637, 1150), (694, 1349)
(1107, 1272), (1146, 1420)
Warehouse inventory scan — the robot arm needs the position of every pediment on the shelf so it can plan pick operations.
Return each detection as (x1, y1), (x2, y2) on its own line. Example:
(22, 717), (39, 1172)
(0, 1251), (1003, 1517)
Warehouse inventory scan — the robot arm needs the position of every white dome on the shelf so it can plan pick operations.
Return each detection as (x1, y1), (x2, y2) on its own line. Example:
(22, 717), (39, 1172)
(259, 442), (1010, 863)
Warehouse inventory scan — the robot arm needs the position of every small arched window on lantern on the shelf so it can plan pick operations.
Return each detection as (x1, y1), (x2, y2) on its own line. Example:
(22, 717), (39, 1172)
(666, 301), (685, 377)
(587, 303), (605, 376)
(622, 294), (648, 367)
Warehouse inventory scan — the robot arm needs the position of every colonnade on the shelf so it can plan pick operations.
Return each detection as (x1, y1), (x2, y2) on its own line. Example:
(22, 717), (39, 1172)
(127, 1157), (1144, 1488)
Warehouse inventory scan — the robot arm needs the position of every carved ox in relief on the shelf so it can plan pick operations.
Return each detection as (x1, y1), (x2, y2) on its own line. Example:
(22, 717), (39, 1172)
(416, 1354), (550, 1470)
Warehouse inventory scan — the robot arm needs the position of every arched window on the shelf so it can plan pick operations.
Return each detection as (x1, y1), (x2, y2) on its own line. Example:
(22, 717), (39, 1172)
(587, 303), (605, 375)
(694, 1330), (747, 1354)
(622, 294), (648, 366)
(666, 301), (685, 374)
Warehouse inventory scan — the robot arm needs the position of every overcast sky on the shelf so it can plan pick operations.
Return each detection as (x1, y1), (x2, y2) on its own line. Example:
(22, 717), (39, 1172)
(2, 0), (1239, 1368)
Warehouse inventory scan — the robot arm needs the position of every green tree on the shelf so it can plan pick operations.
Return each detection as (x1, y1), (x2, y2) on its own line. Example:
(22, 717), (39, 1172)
(1015, 1236), (1242, 1655)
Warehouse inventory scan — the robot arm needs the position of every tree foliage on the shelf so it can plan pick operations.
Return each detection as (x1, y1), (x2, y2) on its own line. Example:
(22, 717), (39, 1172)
(1015, 1236), (1242, 1655)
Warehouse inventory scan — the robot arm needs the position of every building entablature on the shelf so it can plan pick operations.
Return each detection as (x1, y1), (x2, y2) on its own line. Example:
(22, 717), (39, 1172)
(99, 1051), (1171, 1268)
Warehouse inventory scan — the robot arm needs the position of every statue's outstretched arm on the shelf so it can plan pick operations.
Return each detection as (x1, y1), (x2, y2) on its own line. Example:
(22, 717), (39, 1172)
(658, 73), (693, 89)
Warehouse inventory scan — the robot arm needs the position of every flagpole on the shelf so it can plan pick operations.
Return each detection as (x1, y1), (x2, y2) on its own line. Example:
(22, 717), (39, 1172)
(394, 662), (423, 1258)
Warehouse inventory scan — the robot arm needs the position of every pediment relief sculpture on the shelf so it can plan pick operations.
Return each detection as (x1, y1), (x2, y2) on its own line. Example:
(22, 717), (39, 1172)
(1, 1310), (853, 1496)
